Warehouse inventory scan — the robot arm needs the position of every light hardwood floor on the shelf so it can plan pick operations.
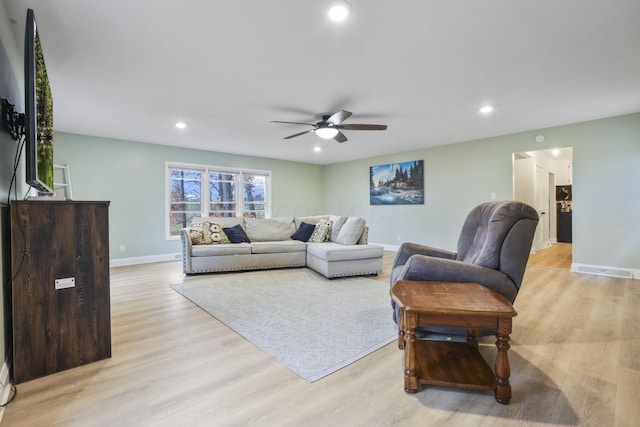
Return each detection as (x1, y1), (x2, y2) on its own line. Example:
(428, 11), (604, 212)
(527, 242), (573, 270)
(2, 247), (638, 426)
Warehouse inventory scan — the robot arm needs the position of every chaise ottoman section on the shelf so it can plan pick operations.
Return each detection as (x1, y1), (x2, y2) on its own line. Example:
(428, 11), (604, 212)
(306, 242), (384, 278)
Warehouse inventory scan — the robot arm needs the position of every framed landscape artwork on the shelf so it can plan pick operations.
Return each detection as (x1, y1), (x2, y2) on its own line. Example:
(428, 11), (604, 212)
(370, 160), (424, 205)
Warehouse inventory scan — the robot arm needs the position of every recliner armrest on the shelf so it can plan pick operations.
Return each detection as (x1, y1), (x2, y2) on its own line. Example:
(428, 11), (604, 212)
(392, 242), (456, 268)
(397, 254), (518, 303)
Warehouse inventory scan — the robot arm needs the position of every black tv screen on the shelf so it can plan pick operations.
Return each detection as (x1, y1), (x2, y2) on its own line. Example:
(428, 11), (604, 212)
(24, 8), (54, 195)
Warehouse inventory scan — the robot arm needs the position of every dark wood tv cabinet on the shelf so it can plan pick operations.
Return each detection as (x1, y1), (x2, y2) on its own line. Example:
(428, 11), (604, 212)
(10, 200), (111, 383)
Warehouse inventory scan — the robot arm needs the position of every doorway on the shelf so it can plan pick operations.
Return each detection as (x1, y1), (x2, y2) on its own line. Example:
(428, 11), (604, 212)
(513, 147), (573, 265)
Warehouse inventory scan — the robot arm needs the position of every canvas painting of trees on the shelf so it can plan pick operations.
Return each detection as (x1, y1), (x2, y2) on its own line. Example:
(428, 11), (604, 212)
(370, 160), (424, 205)
(35, 31), (54, 190)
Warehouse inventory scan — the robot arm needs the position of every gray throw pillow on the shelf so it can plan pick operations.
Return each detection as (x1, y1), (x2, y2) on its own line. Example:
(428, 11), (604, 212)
(328, 215), (347, 242)
(335, 217), (366, 245)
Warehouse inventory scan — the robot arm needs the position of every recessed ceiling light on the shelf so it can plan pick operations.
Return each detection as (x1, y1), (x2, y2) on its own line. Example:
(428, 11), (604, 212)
(314, 146), (322, 152)
(328, 1), (351, 22)
(175, 122), (186, 129)
(479, 105), (493, 114)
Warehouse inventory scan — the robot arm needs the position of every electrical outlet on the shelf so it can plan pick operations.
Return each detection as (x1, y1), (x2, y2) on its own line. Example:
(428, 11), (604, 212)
(119, 244), (125, 252)
(55, 277), (75, 290)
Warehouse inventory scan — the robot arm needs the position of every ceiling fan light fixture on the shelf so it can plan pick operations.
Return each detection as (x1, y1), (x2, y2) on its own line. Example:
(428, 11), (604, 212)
(328, 1), (351, 22)
(316, 127), (339, 139)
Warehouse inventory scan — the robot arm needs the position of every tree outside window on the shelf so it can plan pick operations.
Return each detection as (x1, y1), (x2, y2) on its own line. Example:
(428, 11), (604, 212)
(209, 172), (237, 217)
(243, 174), (266, 218)
(167, 163), (270, 237)
(169, 168), (202, 235)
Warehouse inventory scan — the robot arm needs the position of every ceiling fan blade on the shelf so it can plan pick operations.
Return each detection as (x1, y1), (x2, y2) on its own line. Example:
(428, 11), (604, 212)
(283, 129), (314, 139)
(271, 120), (315, 126)
(333, 131), (348, 143)
(340, 124), (388, 131)
(327, 110), (352, 125)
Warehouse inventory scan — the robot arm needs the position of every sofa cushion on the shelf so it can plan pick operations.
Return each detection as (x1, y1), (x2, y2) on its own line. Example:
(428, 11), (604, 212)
(327, 215), (347, 242)
(189, 222), (230, 245)
(245, 217), (296, 242)
(251, 241), (307, 254)
(290, 222), (316, 242)
(294, 215), (328, 229)
(191, 216), (244, 229)
(191, 243), (252, 256)
(307, 242), (384, 261)
(223, 224), (251, 243)
(309, 218), (332, 243)
(334, 217), (366, 245)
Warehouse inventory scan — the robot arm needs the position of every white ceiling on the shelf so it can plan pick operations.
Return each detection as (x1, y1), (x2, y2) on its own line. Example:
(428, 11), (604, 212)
(4, 0), (640, 165)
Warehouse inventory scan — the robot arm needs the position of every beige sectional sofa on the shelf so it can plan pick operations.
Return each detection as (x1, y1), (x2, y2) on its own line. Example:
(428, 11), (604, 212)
(179, 215), (384, 278)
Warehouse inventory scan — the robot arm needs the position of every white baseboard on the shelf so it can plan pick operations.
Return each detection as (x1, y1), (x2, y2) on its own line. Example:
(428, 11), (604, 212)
(110, 245), (401, 268)
(110, 252), (182, 267)
(111, 244), (402, 268)
(109, 248), (640, 282)
(572, 263), (639, 280)
(376, 244), (639, 281)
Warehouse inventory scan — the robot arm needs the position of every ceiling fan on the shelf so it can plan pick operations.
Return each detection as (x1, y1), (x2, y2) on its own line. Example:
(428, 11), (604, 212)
(271, 110), (387, 143)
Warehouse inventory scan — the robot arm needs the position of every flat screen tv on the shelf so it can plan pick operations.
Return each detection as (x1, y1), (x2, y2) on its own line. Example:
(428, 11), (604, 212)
(24, 8), (54, 195)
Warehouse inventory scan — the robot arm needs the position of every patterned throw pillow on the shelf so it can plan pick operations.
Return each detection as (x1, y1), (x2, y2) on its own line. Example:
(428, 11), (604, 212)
(190, 222), (230, 245)
(188, 228), (205, 245)
(309, 219), (332, 243)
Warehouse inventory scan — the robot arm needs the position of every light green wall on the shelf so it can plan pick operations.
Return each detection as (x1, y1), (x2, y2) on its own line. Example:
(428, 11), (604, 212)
(324, 140), (513, 250)
(56, 112), (640, 272)
(53, 133), (325, 260)
(324, 112), (640, 271)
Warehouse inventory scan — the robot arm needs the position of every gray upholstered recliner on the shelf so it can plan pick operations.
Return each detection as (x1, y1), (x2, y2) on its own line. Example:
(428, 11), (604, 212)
(390, 201), (539, 332)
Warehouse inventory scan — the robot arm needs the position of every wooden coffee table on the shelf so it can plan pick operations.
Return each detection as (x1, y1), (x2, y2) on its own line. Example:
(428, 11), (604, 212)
(390, 280), (517, 404)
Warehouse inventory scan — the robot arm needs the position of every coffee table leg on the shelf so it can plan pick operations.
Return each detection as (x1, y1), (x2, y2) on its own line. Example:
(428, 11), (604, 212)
(494, 330), (512, 404)
(404, 311), (418, 393)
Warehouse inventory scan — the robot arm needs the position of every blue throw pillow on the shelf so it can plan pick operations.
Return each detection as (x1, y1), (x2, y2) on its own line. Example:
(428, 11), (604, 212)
(290, 222), (315, 242)
(223, 224), (251, 243)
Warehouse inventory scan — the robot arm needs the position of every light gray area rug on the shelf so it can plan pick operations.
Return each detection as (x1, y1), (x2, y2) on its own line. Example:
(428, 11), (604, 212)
(171, 268), (397, 382)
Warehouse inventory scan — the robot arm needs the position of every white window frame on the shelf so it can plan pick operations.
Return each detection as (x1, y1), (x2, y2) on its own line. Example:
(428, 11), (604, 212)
(165, 161), (272, 239)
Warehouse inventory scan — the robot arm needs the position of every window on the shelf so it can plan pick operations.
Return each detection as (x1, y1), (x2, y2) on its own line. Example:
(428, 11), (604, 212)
(209, 171), (237, 217)
(242, 174), (267, 218)
(166, 162), (271, 238)
(169, 168), (203, 237)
